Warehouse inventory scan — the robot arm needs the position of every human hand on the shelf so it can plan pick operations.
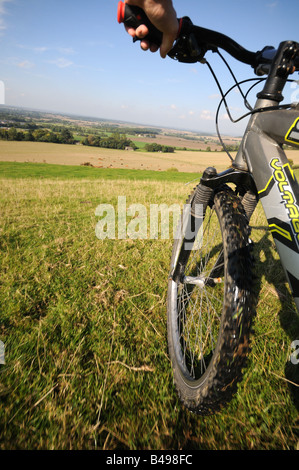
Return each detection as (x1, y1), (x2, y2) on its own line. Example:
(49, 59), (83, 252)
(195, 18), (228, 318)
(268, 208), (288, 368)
(124, 0), (178, 58)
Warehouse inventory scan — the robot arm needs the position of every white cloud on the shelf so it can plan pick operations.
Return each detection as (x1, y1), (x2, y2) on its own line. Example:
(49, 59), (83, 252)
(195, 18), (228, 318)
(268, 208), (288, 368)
(166, 78), (181, 84)
(0, 56), (35, 69)
(17, 44), (75, 55)
(209, 93), (221, 100)
(47, 57), (73, 68)
(0, 0), (12, 35)
(34, 46), (49, 53)
(221, 113), (230, 121)
(16, 44), (48, 53)
(57, 47), (75, 55)
(17, 60), (34, 69)
(200, 109), (214, 121)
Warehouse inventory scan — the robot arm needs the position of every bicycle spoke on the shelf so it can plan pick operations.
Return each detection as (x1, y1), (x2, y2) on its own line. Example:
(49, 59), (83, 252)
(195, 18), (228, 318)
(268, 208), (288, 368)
(175, 205), (224, 379)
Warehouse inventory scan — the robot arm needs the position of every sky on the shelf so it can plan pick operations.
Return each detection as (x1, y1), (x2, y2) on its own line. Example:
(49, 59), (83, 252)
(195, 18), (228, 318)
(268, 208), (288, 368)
(0, 0), (299, 135)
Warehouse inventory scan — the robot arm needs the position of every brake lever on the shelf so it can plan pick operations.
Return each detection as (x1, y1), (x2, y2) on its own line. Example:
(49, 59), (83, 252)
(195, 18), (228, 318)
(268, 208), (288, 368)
(117, 1), (204, 63)
(168, 23), (207, 63)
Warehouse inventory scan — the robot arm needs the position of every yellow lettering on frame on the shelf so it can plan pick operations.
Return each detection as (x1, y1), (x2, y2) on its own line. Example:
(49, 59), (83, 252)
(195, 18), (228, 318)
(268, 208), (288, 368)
(283, 190), (294, 204)
(286, 204), (299, 219)
(270, 158), (281, 170)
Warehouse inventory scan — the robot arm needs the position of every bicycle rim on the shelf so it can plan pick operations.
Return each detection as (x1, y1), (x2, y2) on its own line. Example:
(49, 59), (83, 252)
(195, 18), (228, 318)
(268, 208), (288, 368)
(167, 188), (255, 414)
(169, 202), (224, 384)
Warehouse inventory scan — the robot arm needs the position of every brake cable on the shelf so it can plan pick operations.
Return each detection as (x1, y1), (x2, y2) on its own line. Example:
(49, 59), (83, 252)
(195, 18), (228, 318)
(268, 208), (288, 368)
(204, 51), (295, 162)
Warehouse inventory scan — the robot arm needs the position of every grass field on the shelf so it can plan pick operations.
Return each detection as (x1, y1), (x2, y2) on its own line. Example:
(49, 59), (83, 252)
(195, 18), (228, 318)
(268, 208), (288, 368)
(1, 140), (299, 174)
(0, 161), (298, 450)
(2, 139), (299, 177)
(0, 140), (236, 173)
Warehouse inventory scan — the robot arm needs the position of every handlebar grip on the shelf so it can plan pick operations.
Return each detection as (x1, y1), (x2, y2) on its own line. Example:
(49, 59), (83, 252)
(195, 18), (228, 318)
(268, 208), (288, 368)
(117, 1), (163, 46)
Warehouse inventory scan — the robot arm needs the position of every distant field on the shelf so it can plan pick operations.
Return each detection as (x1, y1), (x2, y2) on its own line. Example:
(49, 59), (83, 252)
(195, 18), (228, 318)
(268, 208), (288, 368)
(0, 140), (235, 173)
(1, 140), (299, 174)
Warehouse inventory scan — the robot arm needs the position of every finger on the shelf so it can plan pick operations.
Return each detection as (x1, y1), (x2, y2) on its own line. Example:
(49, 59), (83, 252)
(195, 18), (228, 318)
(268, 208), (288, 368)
(150, 43), (159, 53)
(140, 39), (150, 51)
(124, 0), (140, 5)
(125, 26), (136, 38)
(135, 24), (149, 39)
(125, 24), (149, 40)
(160, 34), (176, 59)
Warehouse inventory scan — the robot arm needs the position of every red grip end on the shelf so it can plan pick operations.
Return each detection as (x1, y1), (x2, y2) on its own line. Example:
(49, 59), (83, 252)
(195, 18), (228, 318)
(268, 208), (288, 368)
(117, 1), (125, 24)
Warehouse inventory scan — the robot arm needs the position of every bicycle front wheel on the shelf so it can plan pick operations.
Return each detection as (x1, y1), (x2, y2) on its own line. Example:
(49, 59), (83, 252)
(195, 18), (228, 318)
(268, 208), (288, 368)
(167, 187), (255, 415)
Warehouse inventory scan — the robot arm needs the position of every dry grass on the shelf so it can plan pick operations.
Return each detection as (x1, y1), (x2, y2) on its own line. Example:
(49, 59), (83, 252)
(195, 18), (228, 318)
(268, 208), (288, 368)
(0, 140), (234, 172)
(0, 166), (298, 450)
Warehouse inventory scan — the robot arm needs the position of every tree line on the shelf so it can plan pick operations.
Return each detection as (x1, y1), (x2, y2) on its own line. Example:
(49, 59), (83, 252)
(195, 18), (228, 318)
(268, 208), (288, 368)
(82, 133), (137, 150)
(144, 143), (175, 153)
(0, 127), (75, 144)
(0, 126), (177, 153)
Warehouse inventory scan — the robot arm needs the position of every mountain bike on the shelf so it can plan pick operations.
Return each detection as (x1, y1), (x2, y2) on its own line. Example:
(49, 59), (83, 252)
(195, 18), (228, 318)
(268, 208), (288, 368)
(117, 2), (299, 415)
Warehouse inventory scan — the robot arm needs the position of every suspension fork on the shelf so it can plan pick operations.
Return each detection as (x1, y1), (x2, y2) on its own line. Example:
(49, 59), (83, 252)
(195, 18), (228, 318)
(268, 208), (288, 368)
(169, 167), (257, 284)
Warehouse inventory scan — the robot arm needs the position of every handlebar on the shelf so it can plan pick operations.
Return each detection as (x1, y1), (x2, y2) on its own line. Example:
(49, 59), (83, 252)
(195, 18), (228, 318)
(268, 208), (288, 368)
(117, 1), (299, 74)
(117, 1), (163, 48)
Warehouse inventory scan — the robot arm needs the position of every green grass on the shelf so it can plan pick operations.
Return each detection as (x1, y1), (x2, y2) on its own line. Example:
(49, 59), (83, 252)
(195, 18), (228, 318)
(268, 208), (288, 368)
(0, 162), (298, 450)
(0, 161), (202, 183)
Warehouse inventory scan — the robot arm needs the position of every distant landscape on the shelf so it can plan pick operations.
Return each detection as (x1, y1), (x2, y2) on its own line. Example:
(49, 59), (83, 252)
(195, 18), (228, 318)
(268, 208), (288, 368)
(1, 106), (299, 174)
(0, 106), (242, 173)
(0, 105), (240, 151)
(1, 105), (299, 450)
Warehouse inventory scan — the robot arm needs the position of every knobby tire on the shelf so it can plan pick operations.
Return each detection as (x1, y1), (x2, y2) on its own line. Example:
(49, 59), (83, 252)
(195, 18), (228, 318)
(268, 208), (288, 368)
(167, 187), (256, 415)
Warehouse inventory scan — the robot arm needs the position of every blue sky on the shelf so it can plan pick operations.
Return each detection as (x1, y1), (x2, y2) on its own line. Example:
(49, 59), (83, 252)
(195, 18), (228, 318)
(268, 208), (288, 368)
(0, 0), (298, 135)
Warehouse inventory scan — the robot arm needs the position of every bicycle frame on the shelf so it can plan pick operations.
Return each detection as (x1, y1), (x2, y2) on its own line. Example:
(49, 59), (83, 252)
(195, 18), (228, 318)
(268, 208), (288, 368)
(232, 100), (299, 312)
(119, 3), (299, 414)
(171, 57), (299, 314)
(183, 39), (299, 314)
(121, 4), (299, 313)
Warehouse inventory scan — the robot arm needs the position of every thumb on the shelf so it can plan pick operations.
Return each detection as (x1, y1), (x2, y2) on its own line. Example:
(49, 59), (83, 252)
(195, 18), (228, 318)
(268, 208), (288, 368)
(160, 34), (175, 59)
